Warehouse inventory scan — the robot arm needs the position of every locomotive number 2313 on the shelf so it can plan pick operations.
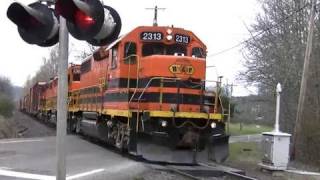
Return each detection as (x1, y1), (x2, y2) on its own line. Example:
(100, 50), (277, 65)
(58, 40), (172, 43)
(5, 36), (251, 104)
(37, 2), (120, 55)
(175, 34), (190, 44)
(140, 32), (163, 41)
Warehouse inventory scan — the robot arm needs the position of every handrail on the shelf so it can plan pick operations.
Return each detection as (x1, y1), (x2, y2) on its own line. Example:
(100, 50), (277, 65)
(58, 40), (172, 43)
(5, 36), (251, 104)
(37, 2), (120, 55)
(201, 79), (224, 114)
(121, 55), (140, 104)
(136, 77), (180, 102)
(134, 77), (180, 132)
(122, 54), (140, 127)
(122, 54), (140, 94)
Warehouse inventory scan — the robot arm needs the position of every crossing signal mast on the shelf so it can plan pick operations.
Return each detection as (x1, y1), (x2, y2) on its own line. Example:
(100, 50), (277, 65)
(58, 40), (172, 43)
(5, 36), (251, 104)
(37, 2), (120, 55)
(7, 1), (122, 179)
(7, 0), (122, 47)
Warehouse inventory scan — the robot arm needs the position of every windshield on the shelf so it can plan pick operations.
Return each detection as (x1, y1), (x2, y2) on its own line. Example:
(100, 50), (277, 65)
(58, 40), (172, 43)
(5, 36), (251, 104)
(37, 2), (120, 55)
(142, 43), (186, 57)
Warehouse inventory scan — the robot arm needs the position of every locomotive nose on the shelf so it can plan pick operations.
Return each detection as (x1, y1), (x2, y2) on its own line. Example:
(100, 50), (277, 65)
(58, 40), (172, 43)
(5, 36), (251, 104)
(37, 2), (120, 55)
(140, 55), (205, 80)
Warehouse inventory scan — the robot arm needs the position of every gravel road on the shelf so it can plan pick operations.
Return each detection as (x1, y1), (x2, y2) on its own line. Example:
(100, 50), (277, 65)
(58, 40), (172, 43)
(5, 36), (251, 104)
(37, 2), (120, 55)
(9, 111), (55, 138)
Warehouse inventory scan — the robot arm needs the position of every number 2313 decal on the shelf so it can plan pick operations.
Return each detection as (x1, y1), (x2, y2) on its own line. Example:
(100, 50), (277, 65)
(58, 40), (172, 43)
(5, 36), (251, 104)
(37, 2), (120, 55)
(175, 34), (190, 44)
(140, 32), (163, 41)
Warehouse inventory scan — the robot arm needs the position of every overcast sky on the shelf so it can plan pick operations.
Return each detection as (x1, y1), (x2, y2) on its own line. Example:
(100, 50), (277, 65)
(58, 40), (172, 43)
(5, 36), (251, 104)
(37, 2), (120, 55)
(0, 0), (260, 96)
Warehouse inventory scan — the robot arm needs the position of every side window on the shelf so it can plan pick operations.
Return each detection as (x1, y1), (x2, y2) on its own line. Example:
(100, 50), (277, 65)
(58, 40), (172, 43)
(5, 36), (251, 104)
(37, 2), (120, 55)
(124, 42), (137, 64)
(93, 49), (109, 61)
(192, 47), (206, 58)
(68, 75), (70, 83)
(73, 73), (80, 81)
(111, 47), (118, 69)
(80, 59), (91, 74)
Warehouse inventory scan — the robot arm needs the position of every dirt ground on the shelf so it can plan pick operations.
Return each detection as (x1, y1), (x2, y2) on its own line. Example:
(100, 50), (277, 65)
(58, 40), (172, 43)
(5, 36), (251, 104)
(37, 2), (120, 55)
(0, 115), (17, 138)
(223, 142), (320, 180)
(0, 111), (55, 139)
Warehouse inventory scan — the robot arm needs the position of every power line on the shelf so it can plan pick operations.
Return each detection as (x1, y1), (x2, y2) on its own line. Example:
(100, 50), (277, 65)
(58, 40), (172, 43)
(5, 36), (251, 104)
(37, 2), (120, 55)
(207, 3), (309, 58)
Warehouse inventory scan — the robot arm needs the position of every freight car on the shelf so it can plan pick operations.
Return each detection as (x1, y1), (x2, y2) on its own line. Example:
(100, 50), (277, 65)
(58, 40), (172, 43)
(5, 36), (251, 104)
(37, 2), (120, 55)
(21, 25), (229, 164)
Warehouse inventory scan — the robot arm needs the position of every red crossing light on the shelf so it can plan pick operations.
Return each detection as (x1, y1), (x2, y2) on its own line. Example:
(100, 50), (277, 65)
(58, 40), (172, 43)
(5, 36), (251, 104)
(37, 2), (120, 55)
(55, 0), (121, 46)
(75, 11), (95, 29)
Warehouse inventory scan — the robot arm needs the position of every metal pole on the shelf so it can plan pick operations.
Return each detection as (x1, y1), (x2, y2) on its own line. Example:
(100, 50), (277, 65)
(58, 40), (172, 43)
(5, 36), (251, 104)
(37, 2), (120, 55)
(293, 0), (316, 158)
(227, 83), (233, 134)
(274, 83), (282, 132)
(56, 16), (68, 180)
(213, 76), (223, 113)
(153, 6), (158, 26)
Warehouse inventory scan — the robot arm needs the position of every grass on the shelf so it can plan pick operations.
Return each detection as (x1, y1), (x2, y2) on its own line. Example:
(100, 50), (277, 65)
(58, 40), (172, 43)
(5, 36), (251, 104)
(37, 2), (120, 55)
(227, 122), (273, 136)
(227, 142), (262, 163)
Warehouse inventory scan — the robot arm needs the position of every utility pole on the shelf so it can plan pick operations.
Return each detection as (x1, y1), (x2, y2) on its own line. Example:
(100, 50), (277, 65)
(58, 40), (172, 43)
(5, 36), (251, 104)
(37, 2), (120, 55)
(214, 76), (223, 113)
(227, 83), (233, 134)
(293, 0), (316, 159)
(56, 16), (68, 180)
(146, 6), (166, 26)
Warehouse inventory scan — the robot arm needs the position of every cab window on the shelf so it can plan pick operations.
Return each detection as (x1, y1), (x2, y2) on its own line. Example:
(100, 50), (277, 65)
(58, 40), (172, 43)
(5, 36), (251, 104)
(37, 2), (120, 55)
(124, 42), (137, 64)
(80, 59), (91, 74)
(142, 43), (186, 57)
(142, 43), (164, 56)
(111, 47), (118, 69)
(192, 47), (206, 58)
(167, 44), (186, 56)
(73, 73), (80, 81)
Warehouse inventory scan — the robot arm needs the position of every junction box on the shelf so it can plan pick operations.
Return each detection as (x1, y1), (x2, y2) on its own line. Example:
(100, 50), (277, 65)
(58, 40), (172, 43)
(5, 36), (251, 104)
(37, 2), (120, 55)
(259, 131), (291, 170)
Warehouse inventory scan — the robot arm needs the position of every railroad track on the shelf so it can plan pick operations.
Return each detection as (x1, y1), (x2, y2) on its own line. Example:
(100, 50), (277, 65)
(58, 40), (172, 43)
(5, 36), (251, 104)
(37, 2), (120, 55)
(151, 162), (258, 180)
(25, 112), (257, 180)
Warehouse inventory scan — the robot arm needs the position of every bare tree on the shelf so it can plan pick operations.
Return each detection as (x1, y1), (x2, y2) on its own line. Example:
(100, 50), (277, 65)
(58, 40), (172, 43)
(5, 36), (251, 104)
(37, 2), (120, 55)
(241, 0), (320, 165)
(22, 45), (59, 94)
(0, 76), (14, 117)
(73, 43), (98, 61)
(240, 0), (308, 132)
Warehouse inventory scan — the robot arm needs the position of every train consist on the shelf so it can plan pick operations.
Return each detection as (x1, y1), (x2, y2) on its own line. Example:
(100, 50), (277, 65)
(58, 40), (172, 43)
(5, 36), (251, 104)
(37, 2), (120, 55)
(20, 25), (229, 163)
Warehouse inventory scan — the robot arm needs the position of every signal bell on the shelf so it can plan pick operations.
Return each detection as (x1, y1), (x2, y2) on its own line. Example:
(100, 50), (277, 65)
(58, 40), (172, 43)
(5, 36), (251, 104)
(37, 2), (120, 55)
(55, 0), (122, 46)
(7, 2), (59, 47)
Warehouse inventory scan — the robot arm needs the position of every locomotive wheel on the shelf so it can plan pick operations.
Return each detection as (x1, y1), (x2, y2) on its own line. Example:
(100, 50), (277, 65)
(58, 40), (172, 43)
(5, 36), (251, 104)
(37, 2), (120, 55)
(70, 117), (78, 133)
(75, 117), (82, 134)
(115, 123), (129, 153)
(45, 113), (50, 123)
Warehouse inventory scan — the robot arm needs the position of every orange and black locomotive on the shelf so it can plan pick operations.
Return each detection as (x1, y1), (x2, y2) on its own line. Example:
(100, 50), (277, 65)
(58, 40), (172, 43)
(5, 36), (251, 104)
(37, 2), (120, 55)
(21, 25), (229, 163)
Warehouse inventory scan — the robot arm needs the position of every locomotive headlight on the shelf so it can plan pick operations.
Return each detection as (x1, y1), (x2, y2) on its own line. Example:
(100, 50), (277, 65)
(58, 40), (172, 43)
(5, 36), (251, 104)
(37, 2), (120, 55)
(166, 28), (173, 34)
(161, 120), (168, 127)
(210, 122), (217, 129)
(166, 34), (173, 41)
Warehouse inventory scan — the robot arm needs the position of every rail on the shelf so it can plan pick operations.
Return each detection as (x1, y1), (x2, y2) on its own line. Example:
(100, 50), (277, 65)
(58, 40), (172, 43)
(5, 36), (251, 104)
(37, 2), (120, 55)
(165, 163), (258, 180)
(199, 163), (258, 180)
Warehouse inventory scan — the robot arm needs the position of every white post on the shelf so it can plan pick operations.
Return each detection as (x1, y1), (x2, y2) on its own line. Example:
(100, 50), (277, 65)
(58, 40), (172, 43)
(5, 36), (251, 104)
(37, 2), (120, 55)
(274, 83), (282, 132)
(56, 16), (68, 180)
